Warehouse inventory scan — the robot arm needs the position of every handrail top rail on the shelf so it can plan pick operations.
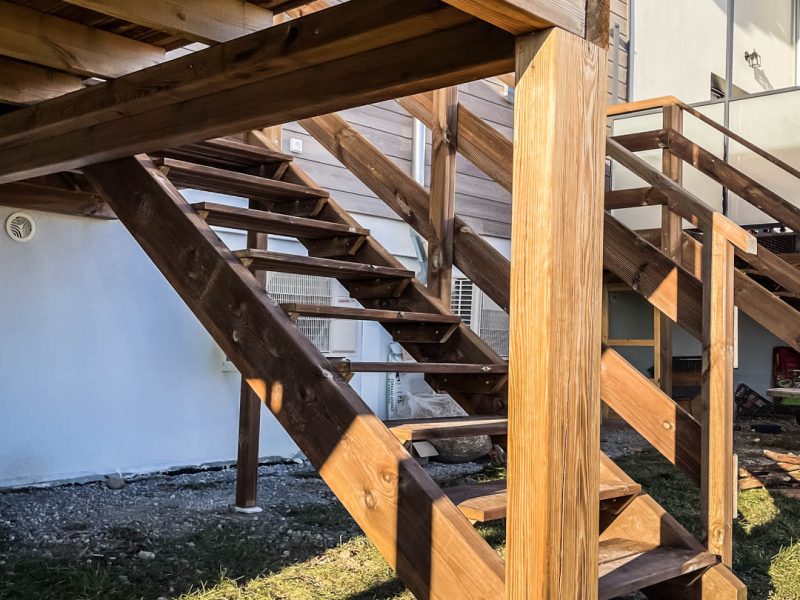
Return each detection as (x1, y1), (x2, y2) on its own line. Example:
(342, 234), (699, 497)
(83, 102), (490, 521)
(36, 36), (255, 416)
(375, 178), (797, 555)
(608, 95), (800, 181)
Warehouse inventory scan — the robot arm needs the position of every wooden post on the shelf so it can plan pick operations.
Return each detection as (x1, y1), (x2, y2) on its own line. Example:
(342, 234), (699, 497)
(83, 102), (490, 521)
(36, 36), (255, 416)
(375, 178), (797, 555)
(701, 215), (735, 566)
(658, 103), (683, 395)
(428, 86), (457, 305)
(506, 28), (607, 599)
(235, 206), (268, 512)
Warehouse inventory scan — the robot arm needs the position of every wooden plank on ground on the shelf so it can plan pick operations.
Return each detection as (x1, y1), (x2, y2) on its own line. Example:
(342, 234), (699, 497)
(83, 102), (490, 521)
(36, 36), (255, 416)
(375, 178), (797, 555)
(0, 2), (165, 78)
(83, 155), (506, 600)
(506, 28), (606, 600)
(0, 0), (515, 184)
(62, 0), (274, 44)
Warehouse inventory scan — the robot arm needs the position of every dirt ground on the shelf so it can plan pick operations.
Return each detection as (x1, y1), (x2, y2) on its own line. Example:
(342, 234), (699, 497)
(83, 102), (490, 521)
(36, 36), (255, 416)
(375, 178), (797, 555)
(0, 421), (798, 599)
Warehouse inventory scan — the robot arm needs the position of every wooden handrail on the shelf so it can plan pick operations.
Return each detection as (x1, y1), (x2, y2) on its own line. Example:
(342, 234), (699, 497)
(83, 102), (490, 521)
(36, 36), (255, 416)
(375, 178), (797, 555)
(609, 95), (800, 182)
(607, 138), (758, 254)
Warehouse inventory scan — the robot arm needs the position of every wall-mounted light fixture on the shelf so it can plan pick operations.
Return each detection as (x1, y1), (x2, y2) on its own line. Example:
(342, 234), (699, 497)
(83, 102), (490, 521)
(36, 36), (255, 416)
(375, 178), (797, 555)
(745, 49), (762, 69)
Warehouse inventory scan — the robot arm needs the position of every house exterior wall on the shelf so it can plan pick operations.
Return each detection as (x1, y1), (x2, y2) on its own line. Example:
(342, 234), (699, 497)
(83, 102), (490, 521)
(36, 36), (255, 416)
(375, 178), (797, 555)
(608, 0), (800, 400)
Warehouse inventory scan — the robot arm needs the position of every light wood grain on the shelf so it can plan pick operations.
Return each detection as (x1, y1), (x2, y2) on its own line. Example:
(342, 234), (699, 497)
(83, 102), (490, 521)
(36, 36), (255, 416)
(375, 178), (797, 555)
(439, 0), (585, 36)
(0, 57), (82, 105)
(506, 28), (606, 600)
(701, 218), (735, 566)
(0, 2), (164, 78)
(63, 0), (274, 44)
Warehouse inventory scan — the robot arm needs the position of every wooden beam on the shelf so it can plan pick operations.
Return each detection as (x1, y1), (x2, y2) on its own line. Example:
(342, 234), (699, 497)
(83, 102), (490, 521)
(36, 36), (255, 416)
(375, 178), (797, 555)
(427, 87), (458, 305)
(659, 105), (684, 396)
(63, 0), (274, 44)
(605, 187), (667, 210)
(439, 0), (585, 37)
(666, 129), (800, 233)
(0, 57), (82, 105)
(607, 138), (757, 254)
(701, 216), (735, 566)
(236, 199), (268, 511)
(83, 155), (505, 600)
(0, 0), (515, 184)
(506, 28), (606, 599)
(0, 180), (114, 219)
(0, 2), (164, 78)
(308, 99), (705, 491)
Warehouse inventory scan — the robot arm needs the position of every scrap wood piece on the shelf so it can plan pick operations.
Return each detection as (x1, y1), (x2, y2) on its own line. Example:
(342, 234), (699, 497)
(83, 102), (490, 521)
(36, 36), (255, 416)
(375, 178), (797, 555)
(764, 450), (800, 466)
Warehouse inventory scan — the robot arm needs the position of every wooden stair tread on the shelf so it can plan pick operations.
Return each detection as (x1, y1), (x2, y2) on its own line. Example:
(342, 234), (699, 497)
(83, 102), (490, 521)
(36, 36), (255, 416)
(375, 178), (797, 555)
(281, 303), (461, 323)
(161, 159), (328, 201)
(161, 138), (292, 169)
(598, 538), (717, 599)
(386, 416), (508, 442)
(236, 250), (413, 280)
(332, 361), (508, 374)
(193, 202), (367, 239)
(444, 479), (642, 523)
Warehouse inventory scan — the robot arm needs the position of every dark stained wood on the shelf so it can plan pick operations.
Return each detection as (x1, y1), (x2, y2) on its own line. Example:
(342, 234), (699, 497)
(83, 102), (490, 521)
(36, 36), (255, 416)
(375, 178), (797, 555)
(607, 138), (757, 254)
(163, 160), (328, 201)
(193, 202), (366, 239)
(666, 129), (800, 234)
(161, 138), (292, 170)
(598, 540), (717, 600)
(331, 361), (508, 375)
(427, 86), (458, 305)
(82, 155), (506, 600)
(0, 180), (115, 219)
(0, 0), (515, 184)
(235, 249), (413, 280)
(281, 303), (461, 324)
(235, 198), (268, 511)
(611, 129), (666, 153)
(444, 478), (641, 523)
(605, 187), (667, 210)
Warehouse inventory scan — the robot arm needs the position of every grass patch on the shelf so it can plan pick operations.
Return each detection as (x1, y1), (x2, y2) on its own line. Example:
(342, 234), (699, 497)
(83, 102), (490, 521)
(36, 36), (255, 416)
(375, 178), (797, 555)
(617, 450), (800, 600)
(1, 454), (797, 600)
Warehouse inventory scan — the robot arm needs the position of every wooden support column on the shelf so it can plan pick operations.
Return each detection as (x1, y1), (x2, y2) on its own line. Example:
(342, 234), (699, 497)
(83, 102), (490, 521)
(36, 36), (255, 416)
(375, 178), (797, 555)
(658, 103), (684, 395)
(427, 87), (458, 305)
(701, 215), (735, 566)
(235, 206), (268, 512)
(506, 28), (606, 599)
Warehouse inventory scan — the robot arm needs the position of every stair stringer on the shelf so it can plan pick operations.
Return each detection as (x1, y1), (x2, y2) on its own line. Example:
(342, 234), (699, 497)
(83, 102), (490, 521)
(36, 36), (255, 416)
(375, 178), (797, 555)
(83, 155), (506, 600)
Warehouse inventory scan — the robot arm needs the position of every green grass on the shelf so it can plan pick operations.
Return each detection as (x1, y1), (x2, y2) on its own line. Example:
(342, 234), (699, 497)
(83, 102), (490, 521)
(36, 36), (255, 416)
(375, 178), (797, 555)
(1, 454), (798, 600)
(616, 451), (800, 600)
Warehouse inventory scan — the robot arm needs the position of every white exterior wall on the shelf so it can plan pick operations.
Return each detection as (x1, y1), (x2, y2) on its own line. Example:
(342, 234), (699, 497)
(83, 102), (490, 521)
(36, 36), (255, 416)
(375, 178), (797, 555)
(0, 189), (510, 487)
(632, 0), (797, 103)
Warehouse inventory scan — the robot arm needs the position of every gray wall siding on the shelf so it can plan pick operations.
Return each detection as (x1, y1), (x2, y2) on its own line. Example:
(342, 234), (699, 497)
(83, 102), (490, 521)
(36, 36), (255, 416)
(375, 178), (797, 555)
(284, 1), (630, 241)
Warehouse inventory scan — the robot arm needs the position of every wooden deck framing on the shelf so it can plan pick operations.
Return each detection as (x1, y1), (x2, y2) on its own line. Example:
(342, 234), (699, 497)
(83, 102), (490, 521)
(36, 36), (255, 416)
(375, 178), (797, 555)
(0, 1), (775, 598)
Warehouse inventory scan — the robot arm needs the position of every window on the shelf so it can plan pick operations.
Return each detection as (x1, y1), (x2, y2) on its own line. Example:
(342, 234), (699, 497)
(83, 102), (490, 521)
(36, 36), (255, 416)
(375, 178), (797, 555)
(451, 278), (509, 358)
(267, 272), (333, 353)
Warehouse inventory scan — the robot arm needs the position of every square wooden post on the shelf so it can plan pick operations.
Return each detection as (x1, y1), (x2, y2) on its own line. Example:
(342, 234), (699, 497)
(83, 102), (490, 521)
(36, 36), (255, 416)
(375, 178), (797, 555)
(235, 219), (268, 511)
(506, 28), (607, 599)
(658, 103), (684, 395)
(701, 216), (735, 566)
(428, 86), (457, 306)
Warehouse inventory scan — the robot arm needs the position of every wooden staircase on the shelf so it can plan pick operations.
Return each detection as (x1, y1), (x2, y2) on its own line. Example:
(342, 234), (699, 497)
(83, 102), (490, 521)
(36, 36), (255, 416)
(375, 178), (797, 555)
(78, 131), (728, 599)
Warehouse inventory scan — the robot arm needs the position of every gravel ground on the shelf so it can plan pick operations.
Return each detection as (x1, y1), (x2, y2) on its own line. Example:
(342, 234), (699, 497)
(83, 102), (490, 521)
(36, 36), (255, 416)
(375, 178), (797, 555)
(0, 459), (485, 599)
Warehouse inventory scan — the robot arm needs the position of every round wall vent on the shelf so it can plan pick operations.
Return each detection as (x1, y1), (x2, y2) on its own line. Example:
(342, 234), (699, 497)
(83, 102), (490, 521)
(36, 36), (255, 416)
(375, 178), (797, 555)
(6, 212), (36, 243)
